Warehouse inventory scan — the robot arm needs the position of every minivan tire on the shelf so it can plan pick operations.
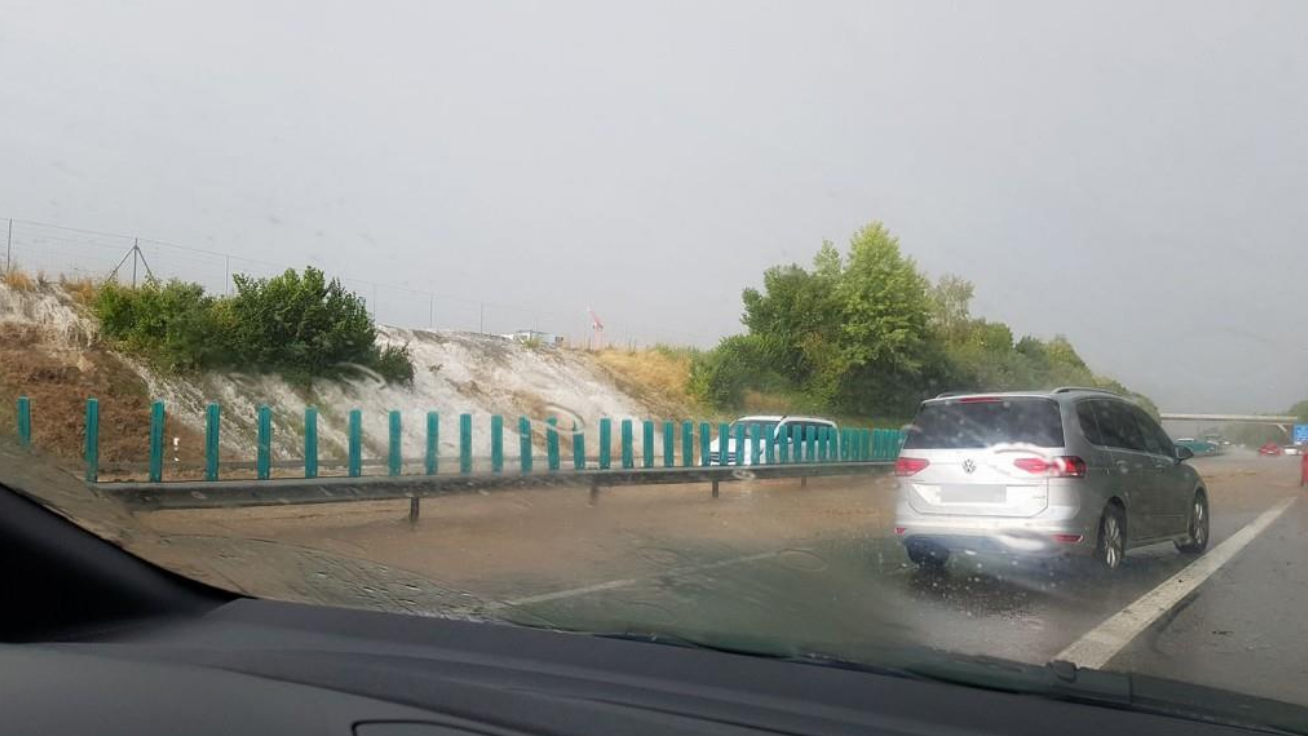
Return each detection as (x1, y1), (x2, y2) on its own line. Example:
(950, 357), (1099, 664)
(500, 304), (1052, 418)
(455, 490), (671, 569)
(1176, 491), (1210, 555)
(1094, 506), (1126, 571)
(906, 541), (949, 569)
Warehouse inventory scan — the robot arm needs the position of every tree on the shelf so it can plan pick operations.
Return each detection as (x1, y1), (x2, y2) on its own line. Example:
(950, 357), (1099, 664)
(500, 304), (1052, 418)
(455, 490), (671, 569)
(927, 274), (975, 345)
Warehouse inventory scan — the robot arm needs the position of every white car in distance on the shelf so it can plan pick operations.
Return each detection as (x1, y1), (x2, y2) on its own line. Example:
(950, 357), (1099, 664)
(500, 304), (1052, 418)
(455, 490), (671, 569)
(706, 415), (839, 465)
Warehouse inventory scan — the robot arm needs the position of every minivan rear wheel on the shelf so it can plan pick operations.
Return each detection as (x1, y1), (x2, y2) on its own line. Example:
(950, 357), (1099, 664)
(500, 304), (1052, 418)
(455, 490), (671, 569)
(1094, 506), (1126, 571)
(1176, 492), (1209, 555)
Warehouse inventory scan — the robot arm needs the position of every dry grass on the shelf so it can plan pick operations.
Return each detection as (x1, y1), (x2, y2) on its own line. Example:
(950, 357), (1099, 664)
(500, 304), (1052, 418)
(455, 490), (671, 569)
(1, 268), (36, 292)
(592, 347), (699, 418)
(59, 275), (98, 305)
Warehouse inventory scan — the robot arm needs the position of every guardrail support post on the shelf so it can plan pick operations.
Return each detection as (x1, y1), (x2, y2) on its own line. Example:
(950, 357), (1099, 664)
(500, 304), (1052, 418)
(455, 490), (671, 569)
(547, 417), (560, 472)
(409, 496), (420, 524)
(621, 419), (634, 469)
(572, 420), (586, 470)
(491, 415), (504, 473)
(589, 480), (600, 506)
(205, 403), (220, 481)
(519, 417), (533, 474)
(425, 412), (439, 475)
(16, 396), (31, 448)
(460, 414), (473, 474)
(257, 405), (272, 480)
(348, 409), (362, 477)
(642, 420), (654, 469)
(148, 400), (165, 483)
(84, 398), (99, 483)
(712, 479), (720, 498)
(305, 407), (319, 479)
(388, 410), (402, 476)
(599, 418), (612, 469)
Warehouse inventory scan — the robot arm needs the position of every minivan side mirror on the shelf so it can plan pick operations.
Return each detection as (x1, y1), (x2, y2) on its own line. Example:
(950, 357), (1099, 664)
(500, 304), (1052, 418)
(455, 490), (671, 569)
(1175, 445), (1195, 462)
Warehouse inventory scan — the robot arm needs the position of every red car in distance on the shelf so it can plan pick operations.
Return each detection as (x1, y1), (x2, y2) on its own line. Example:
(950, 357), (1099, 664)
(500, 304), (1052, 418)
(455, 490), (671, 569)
(1259, 442), (1284, 456)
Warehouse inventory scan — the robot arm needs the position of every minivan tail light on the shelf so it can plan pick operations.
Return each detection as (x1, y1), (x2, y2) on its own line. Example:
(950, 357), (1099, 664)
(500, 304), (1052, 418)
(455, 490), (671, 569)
(895, 457), (930, 476)
(1013, 456), (1086, 478)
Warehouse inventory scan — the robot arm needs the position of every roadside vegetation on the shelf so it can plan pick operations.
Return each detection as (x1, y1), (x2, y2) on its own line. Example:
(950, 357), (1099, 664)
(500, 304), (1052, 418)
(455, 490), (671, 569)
(92, 267), (414, 385)
(689, 221), (1156, 420)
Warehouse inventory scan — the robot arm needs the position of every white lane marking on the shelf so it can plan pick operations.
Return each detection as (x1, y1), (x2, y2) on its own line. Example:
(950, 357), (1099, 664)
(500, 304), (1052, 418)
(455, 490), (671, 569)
(1056, 496), (1298, 669)
(464, 551), (783, 613)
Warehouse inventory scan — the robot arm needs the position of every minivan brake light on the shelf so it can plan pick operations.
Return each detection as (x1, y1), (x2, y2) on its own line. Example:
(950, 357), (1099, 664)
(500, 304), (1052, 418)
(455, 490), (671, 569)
(1013, 456), (1086, 478)
(896, 457), (930, 476)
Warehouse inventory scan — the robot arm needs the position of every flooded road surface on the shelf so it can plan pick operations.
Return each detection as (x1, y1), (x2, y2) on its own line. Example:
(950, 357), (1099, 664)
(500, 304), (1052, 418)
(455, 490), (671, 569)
(136, 451), (1308, 705)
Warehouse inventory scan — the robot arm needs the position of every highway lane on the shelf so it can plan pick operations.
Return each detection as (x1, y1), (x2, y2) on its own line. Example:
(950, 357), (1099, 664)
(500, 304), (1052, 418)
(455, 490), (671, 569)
(136, 451), (1308, 707)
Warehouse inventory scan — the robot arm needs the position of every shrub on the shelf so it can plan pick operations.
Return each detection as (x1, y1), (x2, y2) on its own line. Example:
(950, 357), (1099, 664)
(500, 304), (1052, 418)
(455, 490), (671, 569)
(2, 268), (36, 292)
(92, 267), (414, 385)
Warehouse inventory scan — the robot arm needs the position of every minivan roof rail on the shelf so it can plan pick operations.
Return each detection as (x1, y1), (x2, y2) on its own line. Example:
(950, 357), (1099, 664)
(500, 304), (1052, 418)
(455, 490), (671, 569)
(1052, 386), (1120, 396)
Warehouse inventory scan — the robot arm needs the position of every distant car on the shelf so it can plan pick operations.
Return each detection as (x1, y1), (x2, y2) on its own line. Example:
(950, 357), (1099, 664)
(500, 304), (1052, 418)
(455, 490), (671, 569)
(1259, 442), (1283, 456)
(707, 415), (839, 465)
(1284, 445), (1303, 456)
(895, 389), (1208, 572)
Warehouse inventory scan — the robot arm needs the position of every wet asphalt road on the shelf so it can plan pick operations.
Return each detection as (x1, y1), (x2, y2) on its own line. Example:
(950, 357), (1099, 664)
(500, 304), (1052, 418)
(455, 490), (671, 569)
(138, 451), (1308, 707)
(480, 453), (1308, 705)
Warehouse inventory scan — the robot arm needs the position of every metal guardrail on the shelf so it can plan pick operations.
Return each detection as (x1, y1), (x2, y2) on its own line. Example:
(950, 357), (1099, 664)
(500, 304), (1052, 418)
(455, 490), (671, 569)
(97, 461), (894, 514)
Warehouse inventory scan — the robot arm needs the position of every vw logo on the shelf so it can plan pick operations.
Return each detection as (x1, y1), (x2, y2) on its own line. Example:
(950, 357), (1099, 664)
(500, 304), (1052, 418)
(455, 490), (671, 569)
(962, 459), (977, 474)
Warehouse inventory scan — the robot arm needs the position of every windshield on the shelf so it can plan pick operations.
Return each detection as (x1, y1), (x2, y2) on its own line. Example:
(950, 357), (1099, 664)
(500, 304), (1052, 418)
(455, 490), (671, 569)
(4, 0), (1308, 728)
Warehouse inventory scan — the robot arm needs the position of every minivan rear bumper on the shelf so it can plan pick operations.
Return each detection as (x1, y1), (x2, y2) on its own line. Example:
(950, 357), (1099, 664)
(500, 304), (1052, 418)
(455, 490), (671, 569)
(894, 507), (1099, 557)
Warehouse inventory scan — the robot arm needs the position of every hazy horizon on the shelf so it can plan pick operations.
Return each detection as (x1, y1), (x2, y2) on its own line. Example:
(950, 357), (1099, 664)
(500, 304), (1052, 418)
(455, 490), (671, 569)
(4, 0), (1306, 413)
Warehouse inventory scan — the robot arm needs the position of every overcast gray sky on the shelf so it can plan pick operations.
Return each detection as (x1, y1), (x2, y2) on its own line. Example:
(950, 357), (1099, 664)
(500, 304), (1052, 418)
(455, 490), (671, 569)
(3, 0), (1306, 413)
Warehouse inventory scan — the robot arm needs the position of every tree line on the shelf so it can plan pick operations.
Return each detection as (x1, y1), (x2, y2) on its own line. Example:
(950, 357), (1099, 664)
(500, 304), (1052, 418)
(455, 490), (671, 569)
(689, 221), (1156, 421)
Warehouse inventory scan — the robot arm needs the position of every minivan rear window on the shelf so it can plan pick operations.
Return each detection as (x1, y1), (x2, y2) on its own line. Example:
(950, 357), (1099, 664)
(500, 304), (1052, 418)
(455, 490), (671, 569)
(903, 397), (1065, 449)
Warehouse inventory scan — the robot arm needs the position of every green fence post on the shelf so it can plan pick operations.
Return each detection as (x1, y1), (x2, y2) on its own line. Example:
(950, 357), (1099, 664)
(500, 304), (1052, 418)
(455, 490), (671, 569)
(778, 425), (790, 464)
(765, 425), (776, 465)
(621, 419), (634, 469)
(805, 425), (817, 463)
(459, 414), (473, 474)
(789, 424), (802, 463)
(749, 423), (761, 466)
(572, 421), (586, 470)
(599, 418), (612, 469)
(304, 407), (319, 479)
(16, 396), (31, 448)
(256, 405), (272, 480)
(662, 421), (674, 468)
(348, 409), (362, 477)
(734, 423), (746, 467)
(699, 422), (711, 467)
(205, 403), (220, 481)
(388, 410), (402, 476)
(147, 400), (165, 483)
(425, 412), (439, 475)
(84, 398), (99, 483)
(681, 421), (693, 468)
(491, 415), (504, 473)
(717, 423), (730, 466)
(547, 417), (560, 472)
(519, 416), (533, 474)
(641, 420), (655, 469)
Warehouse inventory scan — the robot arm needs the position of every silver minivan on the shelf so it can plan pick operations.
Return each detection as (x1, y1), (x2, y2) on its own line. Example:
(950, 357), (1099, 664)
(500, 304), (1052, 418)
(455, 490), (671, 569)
(893, 388), (1209, 571)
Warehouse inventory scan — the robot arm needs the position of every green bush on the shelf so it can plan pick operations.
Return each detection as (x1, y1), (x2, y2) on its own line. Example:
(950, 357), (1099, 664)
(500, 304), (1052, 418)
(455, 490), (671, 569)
(93, 267), (414, 385)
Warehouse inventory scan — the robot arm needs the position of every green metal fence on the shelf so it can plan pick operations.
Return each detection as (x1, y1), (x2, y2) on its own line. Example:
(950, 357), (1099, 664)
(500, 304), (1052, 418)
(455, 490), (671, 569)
(10, 396), (906, 484)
